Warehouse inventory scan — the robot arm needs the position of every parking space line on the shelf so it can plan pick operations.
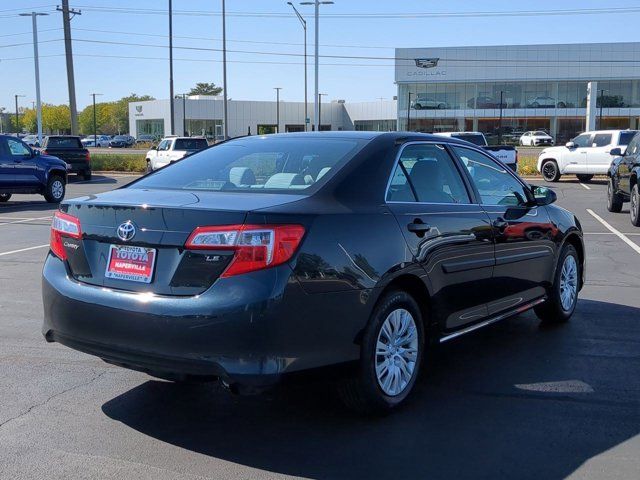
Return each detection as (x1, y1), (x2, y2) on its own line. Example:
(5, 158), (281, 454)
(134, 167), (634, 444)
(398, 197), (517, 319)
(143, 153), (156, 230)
(0, 215), (51, 226)
(580, 183), (591, 190)
(584, 232), (640, 236)
(0, 244), (49, 257)
(586, 209), (640, 255)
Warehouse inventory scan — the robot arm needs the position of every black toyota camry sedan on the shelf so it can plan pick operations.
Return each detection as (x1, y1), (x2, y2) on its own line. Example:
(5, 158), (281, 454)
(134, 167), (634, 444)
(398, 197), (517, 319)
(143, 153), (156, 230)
(42, 132), (585, 413)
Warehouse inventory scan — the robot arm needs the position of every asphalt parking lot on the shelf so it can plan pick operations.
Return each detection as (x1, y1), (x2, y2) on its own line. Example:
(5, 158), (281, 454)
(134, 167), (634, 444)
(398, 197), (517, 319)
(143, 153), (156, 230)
(0, 174), (639, 480)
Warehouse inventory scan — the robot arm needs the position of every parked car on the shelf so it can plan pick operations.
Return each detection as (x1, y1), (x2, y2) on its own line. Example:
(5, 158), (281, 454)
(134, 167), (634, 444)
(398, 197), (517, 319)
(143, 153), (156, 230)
(146, 136), (209, 172)
(466, 96), (506, 109)
(411, 94), (448, 110)
(41, 132), (584, 413)
(23, 134), (41, 148)
(527, 96), (566, 108)
(109, 135), (135, 148)
(537, 130), (638, 182)
(0, 134), (67, 203)
(607, 132), (640, 226)
(82, 135), (112, 148)
(520, 131), (554, 146)
(434, 131), (518, 171)
(41, 136), (91, 180)
(136, 134), (158, 144)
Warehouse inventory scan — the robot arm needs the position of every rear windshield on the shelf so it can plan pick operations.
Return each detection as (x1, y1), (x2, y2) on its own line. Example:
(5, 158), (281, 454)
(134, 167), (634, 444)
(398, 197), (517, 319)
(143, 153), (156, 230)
(46, 137), (82, 148)
(174, 138), (209, 151)
(452, 134), (486, 146)
(131, 137), (365, 193)
(619, 131), (638, 146)
(533, 131), (547, 136)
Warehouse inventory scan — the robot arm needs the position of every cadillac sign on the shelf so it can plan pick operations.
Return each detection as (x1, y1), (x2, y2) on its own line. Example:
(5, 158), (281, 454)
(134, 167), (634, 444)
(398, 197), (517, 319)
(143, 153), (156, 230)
(414, 58), (439, 69)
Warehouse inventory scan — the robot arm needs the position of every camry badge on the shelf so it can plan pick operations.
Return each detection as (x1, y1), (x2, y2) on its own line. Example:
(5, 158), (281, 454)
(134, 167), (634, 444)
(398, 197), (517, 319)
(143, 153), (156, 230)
(117, 221), (136, 242)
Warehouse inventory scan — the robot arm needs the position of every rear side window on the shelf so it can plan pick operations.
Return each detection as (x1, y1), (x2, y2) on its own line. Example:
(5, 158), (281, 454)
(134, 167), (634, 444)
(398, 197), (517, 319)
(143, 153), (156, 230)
(625, 135), (640, 155)
(45, 137), (82, 148)
(593, 134), (612, 147)
(619, 131), (637, 146)
(453, 134), (486, 146)
(174, 138), (208, 150)
(572, 133), (592, 148)
(386, 144), (470, 204)
(132, 137), (365, 193)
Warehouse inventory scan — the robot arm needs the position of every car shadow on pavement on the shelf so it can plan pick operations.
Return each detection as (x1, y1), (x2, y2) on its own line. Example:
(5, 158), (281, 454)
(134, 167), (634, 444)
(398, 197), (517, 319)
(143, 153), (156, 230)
(68, 175), (119, 184)
(102, 299), (640, 480)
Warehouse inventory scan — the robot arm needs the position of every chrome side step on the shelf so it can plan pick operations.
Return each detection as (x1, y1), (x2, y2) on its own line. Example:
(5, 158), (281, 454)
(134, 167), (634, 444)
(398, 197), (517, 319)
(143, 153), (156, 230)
(439, 296), (547, 343)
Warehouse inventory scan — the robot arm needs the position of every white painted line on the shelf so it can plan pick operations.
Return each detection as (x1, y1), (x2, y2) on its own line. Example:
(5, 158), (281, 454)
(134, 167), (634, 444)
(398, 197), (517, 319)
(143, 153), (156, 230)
(0, 215), (51, 226)
(580, 182), (591, 190)
(586, 209), (640, 255)
(0, 244), (49, 257)
(584, 232), (640, 236)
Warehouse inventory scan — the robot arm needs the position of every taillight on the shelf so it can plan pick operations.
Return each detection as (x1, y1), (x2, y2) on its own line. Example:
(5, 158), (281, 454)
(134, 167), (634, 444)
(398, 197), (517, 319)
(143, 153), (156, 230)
(85, 151), (91, 162)
(50, 211), (82, 260)
(185, 224), (305, 277)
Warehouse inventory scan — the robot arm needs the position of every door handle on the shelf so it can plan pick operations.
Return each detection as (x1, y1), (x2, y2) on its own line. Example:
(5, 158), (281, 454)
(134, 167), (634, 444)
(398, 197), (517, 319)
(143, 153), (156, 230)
(493, 218), (509, 230)
(407, 221), (431, 235)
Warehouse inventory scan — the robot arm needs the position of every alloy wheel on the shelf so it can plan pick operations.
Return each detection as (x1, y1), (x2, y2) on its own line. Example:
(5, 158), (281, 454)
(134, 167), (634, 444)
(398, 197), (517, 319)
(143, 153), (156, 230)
(542, 162), (556, 181)
(51, 180), (64, 199)
(375, 308), (419, 397)
(559, 255), (578, 312)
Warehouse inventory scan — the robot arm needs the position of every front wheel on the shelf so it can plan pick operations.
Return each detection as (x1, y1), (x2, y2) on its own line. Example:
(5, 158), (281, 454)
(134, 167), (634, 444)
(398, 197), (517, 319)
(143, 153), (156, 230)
(338, 290), (424, 414)
(607, 178), (623, 213)
(146, 160), (153, 173)
(576, 174), (593, 183)
(534, 244), (580, 323)
(0, 193), (11, 202)
(44, 175), (65, 203)
(541, 160), (561, 182)
(630, 184), (640, 227)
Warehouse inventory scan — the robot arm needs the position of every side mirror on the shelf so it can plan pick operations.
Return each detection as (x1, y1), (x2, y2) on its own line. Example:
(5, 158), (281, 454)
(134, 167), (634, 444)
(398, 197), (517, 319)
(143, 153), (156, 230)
(610, 147), (622, 156)
(530, 185), (557, 206)
(565, 141), (576, 148)
(31, 148), (41, 157)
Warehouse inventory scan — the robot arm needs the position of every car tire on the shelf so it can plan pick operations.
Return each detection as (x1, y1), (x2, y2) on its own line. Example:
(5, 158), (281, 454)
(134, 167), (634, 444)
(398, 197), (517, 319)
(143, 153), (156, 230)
(607, 178), (623, 213)
(146, 160), (153, 173)
(557, 102), (566, 108)
(541, 160), (561, 182)
(576, 174), (593, 183)
(82, 170), (92, 181)
(630, 184), (640, 227)
(534, 244), (580, 324)
(0, 193), (11, 202)
(338, 290), (424, 415)
(44, 175), (66, 203)
(531, 102), (540, 108)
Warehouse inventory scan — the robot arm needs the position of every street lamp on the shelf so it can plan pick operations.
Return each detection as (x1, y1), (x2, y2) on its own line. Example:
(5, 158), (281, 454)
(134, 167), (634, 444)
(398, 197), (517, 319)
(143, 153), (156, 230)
(0, 107), (5, 134)
(20, 11), (48, 144)
(407, 92), (412, 131)
(221, 0), (229, 139)
(168, 0), (175, 135)
(14, 95), (25, 134)
(299, 1), (334, 132)
(274, 87), (283, 133)
(318, 93), (326, 130)
(90, 93), (102, 147)
(287, 2), (308, 131)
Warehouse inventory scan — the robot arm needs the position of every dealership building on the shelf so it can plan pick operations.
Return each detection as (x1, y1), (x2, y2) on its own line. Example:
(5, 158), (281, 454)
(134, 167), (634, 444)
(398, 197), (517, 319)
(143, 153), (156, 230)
(396, 42), (640, 142)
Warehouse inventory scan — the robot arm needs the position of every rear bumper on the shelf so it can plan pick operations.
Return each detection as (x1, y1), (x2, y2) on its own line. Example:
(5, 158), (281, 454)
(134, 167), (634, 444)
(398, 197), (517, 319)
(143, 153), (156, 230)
(42, 255), (362, 386)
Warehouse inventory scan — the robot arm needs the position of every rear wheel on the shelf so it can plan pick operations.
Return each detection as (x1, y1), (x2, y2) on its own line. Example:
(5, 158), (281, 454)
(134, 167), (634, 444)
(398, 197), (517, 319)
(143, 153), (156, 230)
(607, 178), (623, 213)
(0, 193), (11, 202)
(338, 290), (424, 415)
(81, 170), (92, 181)
(630, 184), (640, 227)
(576, 174), (593, 183)
(44, 175), (65, 203)
(541, 160), (561, 182)
(534, 244), (580, 323)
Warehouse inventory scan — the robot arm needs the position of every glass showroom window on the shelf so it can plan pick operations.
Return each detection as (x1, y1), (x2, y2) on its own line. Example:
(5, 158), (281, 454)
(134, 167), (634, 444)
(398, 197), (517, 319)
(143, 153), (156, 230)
(136, 119), (164, 137)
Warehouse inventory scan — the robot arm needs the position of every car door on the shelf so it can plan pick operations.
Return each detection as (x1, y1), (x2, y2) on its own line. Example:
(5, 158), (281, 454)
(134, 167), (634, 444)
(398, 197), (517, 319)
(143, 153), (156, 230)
(616, 134), (640, 195)
(4, 137), (37, 187)
(386, 142), (496, 331)
(0, 137), (17, 188)
(563, 133), (592, 173)
(451, 145), (555, 315)
(588, 132), (614, 174)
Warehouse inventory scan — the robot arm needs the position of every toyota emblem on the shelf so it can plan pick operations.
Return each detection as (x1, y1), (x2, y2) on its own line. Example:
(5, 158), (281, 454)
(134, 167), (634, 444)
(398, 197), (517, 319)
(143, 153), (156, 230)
(117, 221), (136, 242)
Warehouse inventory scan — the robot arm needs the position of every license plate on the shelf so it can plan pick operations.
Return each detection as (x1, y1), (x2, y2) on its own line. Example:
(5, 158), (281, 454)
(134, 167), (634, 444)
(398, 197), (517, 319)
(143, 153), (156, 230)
(105, 245), (156, 284)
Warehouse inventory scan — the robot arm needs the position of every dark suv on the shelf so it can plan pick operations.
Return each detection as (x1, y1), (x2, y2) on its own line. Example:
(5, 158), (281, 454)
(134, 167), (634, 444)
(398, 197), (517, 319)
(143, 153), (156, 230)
(0, 135), (68, 203)
(608, 132), (640, 225)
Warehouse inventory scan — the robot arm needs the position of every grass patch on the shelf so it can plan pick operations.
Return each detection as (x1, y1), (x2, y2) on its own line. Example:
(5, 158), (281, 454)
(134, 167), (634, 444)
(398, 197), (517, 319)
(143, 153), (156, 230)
(518, 154), (538, 176)
(91, 153), (147, 173)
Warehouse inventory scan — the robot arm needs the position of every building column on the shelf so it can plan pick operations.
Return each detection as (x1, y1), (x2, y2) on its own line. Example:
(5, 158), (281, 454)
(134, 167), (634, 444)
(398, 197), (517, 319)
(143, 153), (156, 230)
(472, 117), (479, 131)
(586, 81), (598, 131)
(550, 116), (558, 141)
(456, 117), (465, 131)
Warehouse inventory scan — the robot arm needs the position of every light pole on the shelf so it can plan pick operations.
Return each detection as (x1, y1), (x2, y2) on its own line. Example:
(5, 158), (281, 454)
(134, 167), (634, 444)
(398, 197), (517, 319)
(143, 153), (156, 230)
(177, 93), (187, 135)
(14, 95), (25, 134)
(168, 0), (175, 135)
(498, 90), (504, 144)
(0, 107), (5, 134)
(90, 93), (102, 147)
(300, 1), (333, 132)
(221, 0), (229, 139)
(318, 93), (326, 130)
(407, 92), (412, 131)
(274, 87), (282, 133)
(287, 2), (308, 130)
(20, 12), (48, 144)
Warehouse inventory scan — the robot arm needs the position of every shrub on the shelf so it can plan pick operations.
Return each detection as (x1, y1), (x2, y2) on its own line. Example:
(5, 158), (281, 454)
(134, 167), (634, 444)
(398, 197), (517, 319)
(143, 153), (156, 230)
(90, 153), (147, 173)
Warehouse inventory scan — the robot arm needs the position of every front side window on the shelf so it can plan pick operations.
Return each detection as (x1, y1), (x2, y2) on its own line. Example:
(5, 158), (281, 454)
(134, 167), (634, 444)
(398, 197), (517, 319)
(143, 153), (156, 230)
(625, 134), (640, 156)
(5, 138), (31, 157)
(157, 140), (170, 151)
(619, 131), (638, 146)
(572, 133), (593, 148)
(593, 133), (612, 147)
(386, 143), (470, 204)
(453, 146), (529, 206)
(133, 137), (365, 193)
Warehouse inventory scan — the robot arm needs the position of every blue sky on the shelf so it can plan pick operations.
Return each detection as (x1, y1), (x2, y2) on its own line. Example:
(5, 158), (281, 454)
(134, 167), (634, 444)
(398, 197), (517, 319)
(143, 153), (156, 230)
(2, 0), (640, 111)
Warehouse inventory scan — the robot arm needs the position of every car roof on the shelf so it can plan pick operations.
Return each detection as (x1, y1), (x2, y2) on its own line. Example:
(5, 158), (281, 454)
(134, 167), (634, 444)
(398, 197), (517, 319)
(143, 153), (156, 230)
(582, 130), (638, 135)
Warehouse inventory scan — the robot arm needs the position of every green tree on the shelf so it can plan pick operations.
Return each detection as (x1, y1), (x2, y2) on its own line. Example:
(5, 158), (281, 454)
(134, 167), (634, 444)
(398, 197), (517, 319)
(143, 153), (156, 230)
(188, 82), (222, 96)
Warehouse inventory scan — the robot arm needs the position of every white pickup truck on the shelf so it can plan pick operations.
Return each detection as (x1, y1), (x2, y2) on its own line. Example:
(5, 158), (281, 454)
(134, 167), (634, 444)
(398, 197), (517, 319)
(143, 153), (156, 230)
(146, 136), (209, 172)
(537, 130), (638, 182)
(434, 131), (518, 171)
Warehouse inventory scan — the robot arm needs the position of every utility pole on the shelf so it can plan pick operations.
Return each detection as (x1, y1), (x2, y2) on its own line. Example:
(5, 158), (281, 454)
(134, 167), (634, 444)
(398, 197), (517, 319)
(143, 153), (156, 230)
(274, 88), (282, 133)
(91, 93), (102, 147)
(14, 95), (25, 134)
(498, 90), (504, 144)
(57, 1), (80, 135)
(181, 94), (187, 135)
(287, 2), (307, 130)
(20, 12), (48, 145)
(221, 0), (229, 139)
(407, 92), (412, 131)
(168, 0), (175, 135)
(0, 107), (5, 134)
(318, 93), (326, 130)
